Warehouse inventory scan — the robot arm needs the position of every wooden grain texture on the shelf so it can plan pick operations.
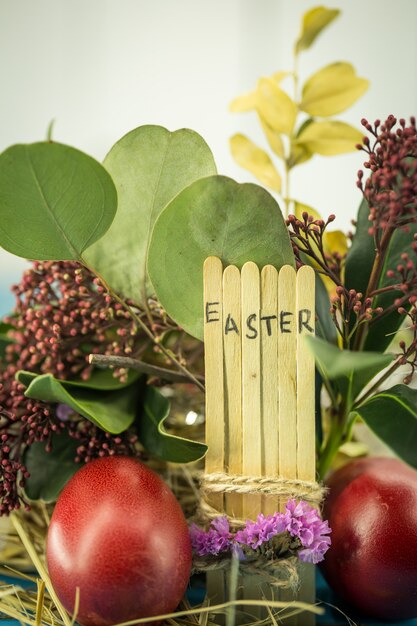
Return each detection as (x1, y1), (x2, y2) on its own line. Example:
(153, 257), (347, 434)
(203, 256), (224, 513)
(223, 265), (243, 518)
(241, 261), (262, 519)
(278, 265), (297, 507)
(260, 265), (279, 514)
(296, 265), (316, 481)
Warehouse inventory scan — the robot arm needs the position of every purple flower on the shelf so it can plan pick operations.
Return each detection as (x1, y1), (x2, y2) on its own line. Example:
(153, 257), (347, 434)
(235, 512), (288, 549)
(189, 500), (331, 564)
(190, 516), (233, 556)
(285, 499), (331, 564)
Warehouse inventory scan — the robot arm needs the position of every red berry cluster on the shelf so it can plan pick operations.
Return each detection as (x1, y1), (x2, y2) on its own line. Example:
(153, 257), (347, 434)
(0, 261), (151, 513)
(357, 116), (417, 241)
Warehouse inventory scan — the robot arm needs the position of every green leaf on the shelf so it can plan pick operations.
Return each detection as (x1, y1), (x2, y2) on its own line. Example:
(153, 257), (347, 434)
(84, 126), (216, 306)
(21, 373), (140, 434)
(345, 198), (417, 352)
(0, 322), (14, 358)
(230, 134), (282, 192)
(23, 431), (81, 502)
(345, 198), (374, 296)
(138, 386), (207, 463)
(0, 142), (117, 261)
(296, 121), (363, 156)
(315, 273), (338, 344)
(356, 385), (417, 469)
(306, 335), (392, 403)
(148, 175), (294, 340)
(300, 62), (369, 117)
(295, 6), (340, 53)
(17, 367), (140, 391)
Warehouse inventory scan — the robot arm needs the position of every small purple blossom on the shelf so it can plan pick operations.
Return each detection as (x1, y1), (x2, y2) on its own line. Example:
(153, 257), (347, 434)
(190, 516), (233, 556)
(284, 499), (332, 564)
(235, 512), (288, 549)
(190, 500), (331, 564)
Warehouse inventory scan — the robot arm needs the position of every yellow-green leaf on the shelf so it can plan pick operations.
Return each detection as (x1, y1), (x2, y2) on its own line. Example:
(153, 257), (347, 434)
(230, 134), (282, 192)
(324, 230), (348, 256)
(301, 62), (369, 117)
(288, 142), (313, 168)
(294, 201), (321, 221)
(256, 77), (297, 135)
(297, 121), (363, 156)
(295, 6), (340, 53)
(259, 115), (285, 159)
(272, 71), (290, 84)
(229, 91), (257, 113)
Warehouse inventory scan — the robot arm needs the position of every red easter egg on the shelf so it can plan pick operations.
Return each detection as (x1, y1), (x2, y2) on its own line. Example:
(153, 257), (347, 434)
(47, 456), (192, 626)
(322, 457), (417, 620)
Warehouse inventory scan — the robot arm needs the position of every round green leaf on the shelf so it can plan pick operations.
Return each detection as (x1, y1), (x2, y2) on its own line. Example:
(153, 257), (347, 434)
(84, 125), (217, 305)
(0, 142), (117, 261)
(148, 175), (294, 340)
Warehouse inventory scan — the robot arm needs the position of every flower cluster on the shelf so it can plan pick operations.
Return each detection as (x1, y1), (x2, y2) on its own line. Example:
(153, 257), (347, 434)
(0, 261), (152, 512)
(190, 500), (331, 565)
(357, 116), (417, 241)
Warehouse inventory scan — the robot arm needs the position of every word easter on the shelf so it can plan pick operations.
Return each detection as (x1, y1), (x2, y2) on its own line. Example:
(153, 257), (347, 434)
(205, 302), (314, 339)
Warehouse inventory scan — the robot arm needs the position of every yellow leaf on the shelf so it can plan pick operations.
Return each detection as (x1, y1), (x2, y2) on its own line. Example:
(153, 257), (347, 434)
(229, 91), (257, 113)
(294, 201), (322, 221)
(230, 134), (282, 192)
(301, 62), (369, 117)
(256, 77), (297, 135)
(296, 120), (363, 156)
(295, 6), (340, 53)
(272, 71), (290, 84)
(323, 230), (348, 256)
(258, 115), (285, 159)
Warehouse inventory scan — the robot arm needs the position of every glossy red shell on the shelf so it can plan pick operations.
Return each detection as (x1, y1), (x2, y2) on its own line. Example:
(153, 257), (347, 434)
(322, 457), (417, 620)
(47, 456), (192, 626)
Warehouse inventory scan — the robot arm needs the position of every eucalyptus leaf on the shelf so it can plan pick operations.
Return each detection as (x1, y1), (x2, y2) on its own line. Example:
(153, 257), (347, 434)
(23, 431), (80, 502)
(356, 385), (417, 469)
(0, 142), (117, 261)
(138, 386), (207, 463)
(148, 175), (295, 340)
(21, 373), (140, 434)
(17, 367), (140, 391)
(85, 125), (216, 306)
(345, 198), (417, 352)
(306, 335), (392, 403)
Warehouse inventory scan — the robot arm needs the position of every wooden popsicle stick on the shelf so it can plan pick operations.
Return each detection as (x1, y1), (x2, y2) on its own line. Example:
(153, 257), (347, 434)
(203, 256), (224, 514)
(241, 261), (262, 520)
(223, 265), (243, 519)
(260, 265), (279, 515)
(296, 265), (316, 481)
(278, 265), (297, 509)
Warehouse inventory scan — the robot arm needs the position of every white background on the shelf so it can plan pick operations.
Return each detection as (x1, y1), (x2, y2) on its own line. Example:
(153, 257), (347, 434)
(0, 0), (416, 314)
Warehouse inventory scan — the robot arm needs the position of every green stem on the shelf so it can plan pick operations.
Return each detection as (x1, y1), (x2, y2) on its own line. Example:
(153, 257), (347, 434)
(317, 399), (350, 480)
